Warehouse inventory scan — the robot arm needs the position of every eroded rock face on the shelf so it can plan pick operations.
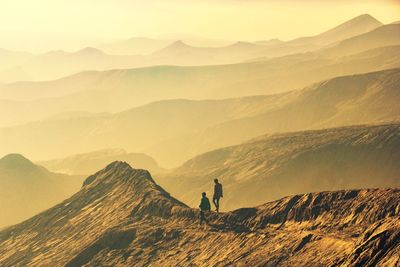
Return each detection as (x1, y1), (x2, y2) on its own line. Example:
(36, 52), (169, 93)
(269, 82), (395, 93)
(0, 162), (398, 266)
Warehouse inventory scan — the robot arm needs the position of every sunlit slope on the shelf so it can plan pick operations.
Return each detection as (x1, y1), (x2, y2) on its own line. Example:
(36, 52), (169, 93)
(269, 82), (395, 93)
(0, 161), (398, 266)
(157, 124), (400, 210)
(0, 154), (83, 228)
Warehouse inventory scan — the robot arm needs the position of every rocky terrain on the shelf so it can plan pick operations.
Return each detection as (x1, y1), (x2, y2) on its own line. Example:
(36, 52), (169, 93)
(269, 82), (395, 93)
(0, 154), (83, 228)
(0, 162), (398, 266)
(158, 123), (400, 210)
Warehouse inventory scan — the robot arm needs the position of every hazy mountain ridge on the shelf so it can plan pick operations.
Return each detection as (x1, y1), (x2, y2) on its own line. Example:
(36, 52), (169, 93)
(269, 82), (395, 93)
(1, 8), (399, 266)
(98, 37), (173, 55)
(0, 95), (290, 161)
(252, 14), (383, 58)
(158, 123), (400, 210)
(0, 14), (392, 83)
(0, 154), (83, 228)
(1, 42), (399, 128)
(38, 148), (163, 175)
(288, 14), (382, 46)
(323, 24), (400, 57)
(1, 68), (399, 167)
(147, 67), (400, 165)
(0, 162), (398, 266)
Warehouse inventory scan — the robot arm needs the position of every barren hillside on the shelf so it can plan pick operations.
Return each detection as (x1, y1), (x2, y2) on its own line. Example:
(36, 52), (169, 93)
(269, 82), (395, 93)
(0, 162), (398, 266)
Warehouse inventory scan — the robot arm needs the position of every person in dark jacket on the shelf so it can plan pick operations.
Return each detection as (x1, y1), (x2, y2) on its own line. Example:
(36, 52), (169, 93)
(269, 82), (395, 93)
(213, 178), (223, 213)
(199, 192), (211, 224)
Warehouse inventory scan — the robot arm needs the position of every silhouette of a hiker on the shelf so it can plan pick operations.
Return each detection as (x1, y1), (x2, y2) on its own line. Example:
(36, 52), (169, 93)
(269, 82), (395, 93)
(213, 178), (223, 213)
(199, 192), (211, 224)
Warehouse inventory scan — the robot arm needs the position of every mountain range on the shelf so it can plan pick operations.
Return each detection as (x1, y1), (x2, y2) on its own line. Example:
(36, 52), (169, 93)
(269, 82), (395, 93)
(0, 14), (392, 83)
(250, 14), (384, 58)
(1, 68), (399, 167)
(1, 39), (399, 129)
(1, 11), (400, 266)
(288, 14), (382, 46)
(0, 154), (83, 228)
(0, 162), (398, 266)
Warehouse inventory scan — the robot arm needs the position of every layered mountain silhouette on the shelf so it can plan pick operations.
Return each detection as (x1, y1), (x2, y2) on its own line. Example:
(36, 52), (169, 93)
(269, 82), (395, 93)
(98, 37), (173, 55)
(0, 14), (392, 83)
(288, 14), (382, 46)
(38, 149), (163, 175)
(158, 123), (400, 210)
(0, 154), (83, 228)
(2, 68), (398, 167)
(323, 24), (400, 57)
(255, 14), (383, 58)
(1, 41), (399, 128)
(150, 40), (267, 65)
(147, 67), (400, 165)
(0, 162), (398, 266)
(1, 11), (399, 266)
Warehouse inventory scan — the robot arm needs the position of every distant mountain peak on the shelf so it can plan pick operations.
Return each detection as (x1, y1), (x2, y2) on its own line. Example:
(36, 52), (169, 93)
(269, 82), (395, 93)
(324, 13), (382, 34)
(74, 47), (105, 55)
(255, 39), (283, 45)
(345, 14), (382, 24)
(152, 40), (195, 55)
(0, 153), (36, 169)
(289, 13), (382, 46)
(228, 41), (257, 48)
(169, 40), (191, 48)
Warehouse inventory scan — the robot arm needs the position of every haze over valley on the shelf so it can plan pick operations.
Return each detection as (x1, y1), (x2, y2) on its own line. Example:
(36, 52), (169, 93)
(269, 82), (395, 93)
(1, 2), (399, 265)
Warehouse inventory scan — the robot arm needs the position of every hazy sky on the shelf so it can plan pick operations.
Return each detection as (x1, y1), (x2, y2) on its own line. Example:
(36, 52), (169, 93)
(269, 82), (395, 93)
(0, 0), (399, 52)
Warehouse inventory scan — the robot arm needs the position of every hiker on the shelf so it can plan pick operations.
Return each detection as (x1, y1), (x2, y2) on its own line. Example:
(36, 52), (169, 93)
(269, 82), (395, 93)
(213, 178), (223, 213)
(199, 192), (211, 224)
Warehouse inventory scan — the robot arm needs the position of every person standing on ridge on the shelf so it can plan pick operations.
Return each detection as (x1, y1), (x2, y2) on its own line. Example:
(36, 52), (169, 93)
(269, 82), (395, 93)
(199, 192), (211, 225)
(213, 178), (223, 213)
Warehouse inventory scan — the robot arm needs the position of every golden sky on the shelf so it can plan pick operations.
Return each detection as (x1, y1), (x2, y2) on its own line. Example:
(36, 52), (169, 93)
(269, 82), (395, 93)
(0, 0), (399, 52)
